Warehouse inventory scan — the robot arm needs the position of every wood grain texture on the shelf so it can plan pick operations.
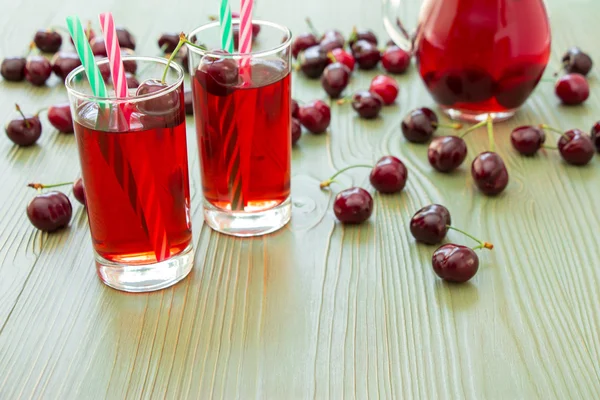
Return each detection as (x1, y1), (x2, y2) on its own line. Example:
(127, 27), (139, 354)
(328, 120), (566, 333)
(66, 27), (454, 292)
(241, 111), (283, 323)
(1, 0), (600, 398)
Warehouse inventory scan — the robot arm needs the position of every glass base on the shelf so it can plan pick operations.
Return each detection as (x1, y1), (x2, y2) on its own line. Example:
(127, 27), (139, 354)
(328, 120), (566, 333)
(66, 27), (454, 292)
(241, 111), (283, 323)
(96, 243), (194, 292)
(204, 196), (291, 237)
(441, 107), (517, 123)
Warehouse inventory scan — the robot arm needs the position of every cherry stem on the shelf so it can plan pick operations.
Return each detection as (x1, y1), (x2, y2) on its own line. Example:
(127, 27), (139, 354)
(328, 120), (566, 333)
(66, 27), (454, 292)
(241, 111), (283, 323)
(26, 42), (37, 57)
(459, 119), (487, 138)
(15, 104), (30, 129)
(161, 34), (186, 84)
(208, 15), (218, 22)
(28, 181), (72, 190)
(336, 96), (352, 105)
(85, 20), (93, 39)
(539, 124), (570, 141)
(36, 107), (48, 116)
(347, 26), (357, 43)
(305, 18), (320, 38)
(486, 114), (495, 153)
(320, 164), (373, 188)
(447, 225), (494, 250)
(432, 121), (462, 130)
(327, 52), (337, 64)
(542, 144), (558, 150)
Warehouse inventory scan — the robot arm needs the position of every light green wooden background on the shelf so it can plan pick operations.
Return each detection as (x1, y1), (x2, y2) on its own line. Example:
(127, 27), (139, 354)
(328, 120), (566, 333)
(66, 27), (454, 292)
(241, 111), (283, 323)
(1, 0), (599, 398)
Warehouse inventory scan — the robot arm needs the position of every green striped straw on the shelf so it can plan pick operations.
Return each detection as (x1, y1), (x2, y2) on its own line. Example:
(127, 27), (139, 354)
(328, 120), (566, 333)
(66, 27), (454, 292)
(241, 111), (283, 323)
(66, 15), (108, 98)
(219, 0), (234, 52)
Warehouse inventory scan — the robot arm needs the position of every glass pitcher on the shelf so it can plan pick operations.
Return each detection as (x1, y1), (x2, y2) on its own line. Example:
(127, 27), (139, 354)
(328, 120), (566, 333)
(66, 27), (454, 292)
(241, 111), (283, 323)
(383, 0), (551, 122)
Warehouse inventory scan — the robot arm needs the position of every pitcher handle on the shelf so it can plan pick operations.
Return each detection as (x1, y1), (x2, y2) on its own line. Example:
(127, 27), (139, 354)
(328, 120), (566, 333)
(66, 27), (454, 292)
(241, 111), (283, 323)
(382, 0), (414, 51)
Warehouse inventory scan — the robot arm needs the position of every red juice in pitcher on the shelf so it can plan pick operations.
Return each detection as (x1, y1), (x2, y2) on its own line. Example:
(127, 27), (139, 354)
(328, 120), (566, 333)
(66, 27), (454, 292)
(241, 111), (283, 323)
(74, 104), (192, 264)
(414, 0), (551, 116)
(192, 60), (291, 212)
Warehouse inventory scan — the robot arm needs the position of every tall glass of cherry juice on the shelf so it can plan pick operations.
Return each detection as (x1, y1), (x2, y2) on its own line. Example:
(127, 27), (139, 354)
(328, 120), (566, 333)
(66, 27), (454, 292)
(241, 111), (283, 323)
(187, 20), (292, 237)
(65, 56), (194, 292)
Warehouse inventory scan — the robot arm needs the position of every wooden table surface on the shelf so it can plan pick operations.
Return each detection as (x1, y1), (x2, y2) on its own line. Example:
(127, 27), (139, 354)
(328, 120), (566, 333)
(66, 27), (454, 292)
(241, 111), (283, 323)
(1, 0), (600, 398)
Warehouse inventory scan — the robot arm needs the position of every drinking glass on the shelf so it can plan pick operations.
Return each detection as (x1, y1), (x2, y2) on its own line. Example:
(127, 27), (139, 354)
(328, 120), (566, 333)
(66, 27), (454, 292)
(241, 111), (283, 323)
(66, 56), (194, 292)
(187, 20), (292, 237)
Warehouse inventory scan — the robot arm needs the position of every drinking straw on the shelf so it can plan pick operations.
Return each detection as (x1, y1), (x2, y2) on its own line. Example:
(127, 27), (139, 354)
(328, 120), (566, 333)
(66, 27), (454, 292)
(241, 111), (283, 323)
(66, 16), (108, 98)
(99, 12), (128, 99)
(98, 12), (170, 262)
(216, 0), (244, 211)
(219, 0), (234, 53)
(67, 15), (170, 262)
(239, 0), (254, 58)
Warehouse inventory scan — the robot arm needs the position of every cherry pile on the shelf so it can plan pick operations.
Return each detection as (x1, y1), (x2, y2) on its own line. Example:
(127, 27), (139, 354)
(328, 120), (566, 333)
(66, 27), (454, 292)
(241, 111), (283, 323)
(1, 23), (136, 87)
(292, 20), (409, 119)
(5, 102), (74, 146)
(26, 178), (85, 232)
(553, 47), (593, 106)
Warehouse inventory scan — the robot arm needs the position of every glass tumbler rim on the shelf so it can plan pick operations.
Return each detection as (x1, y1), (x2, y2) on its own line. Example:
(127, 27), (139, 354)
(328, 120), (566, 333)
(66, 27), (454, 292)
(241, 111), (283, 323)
(65, 55), (184, 105)
(186, 18), (293, 60)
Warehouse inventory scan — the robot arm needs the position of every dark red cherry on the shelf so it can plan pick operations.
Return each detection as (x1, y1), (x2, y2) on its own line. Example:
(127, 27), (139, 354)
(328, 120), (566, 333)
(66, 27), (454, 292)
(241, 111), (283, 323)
(90, 37), (107, 57)
(351, 40), (380, 70)
(369, 75), (399, 105)
(299, 45), (328, 78)
(330, 48), (355, 71)
(298, 100), (331, 134)
(401, 107), (438, 143)
(557, 129), (595, 166)
(321, 62), (351, 98)
(333, 187), (373, 224)
(591, 122), (600, 153)
(136, 79), (180, 115)
(562, 47), (592, 76)
(26, 191), (72, 232)
(291, 118), (302, 145)
(69, 23), (95, 45)
(291, 33), (319, 59)
(510, 126), (546, 156)
(116, 26), (136, 50)
(195, 50), (239, 96)
(351, 90), (383, 119)
(291, 99), (299, 118)
(96, 57), (111, 81)
(5, 106), (42, 146)
(410, 204), (451, 245)
(121, 48), (137, 74)
(51, 52), (81, 81)
(73, 178), (86, 206)
(369, 155), (407, 193)
(25, 56), (52, 86)
(158, 33), (180, 53)
(125, 72), (139, 89)
(348, 28), (378, 48)
(555, 73), (589, 105)
(184, 89), (193, 115)
(471, 152), (509, 196)
(1, 57), (26, 81)
(48, 103), (74, 133)
(320, 30), (345, 52)
(428, 136), (467, 172)
(381, 45), (410, 74)
(33, 30), (62, 53)
(432, 244), (479, 283)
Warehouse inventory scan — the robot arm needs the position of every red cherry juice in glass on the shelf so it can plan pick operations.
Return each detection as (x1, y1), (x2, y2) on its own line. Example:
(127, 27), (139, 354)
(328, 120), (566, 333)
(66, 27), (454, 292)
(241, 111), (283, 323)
(74, 98), (192, 264)
(192, 59), (291, 211)
(414, 0), (551, 113)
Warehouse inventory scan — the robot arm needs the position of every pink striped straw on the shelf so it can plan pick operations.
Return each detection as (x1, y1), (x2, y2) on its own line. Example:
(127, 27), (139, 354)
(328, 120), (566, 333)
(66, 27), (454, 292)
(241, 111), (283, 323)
(98, 12), (170, 262)
(239, 0), (254, 66)
(99, 12), (128, 98)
